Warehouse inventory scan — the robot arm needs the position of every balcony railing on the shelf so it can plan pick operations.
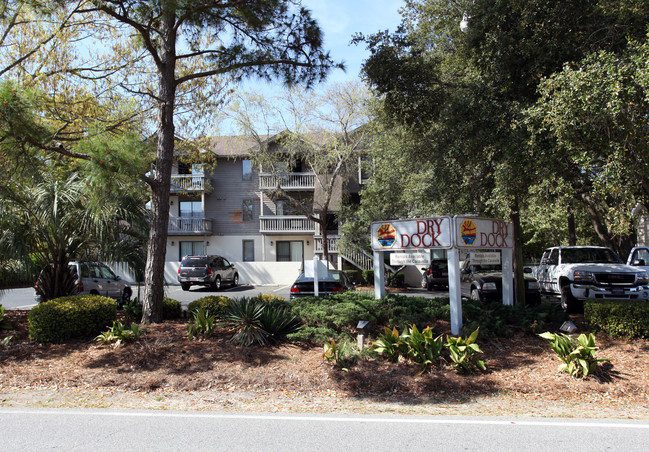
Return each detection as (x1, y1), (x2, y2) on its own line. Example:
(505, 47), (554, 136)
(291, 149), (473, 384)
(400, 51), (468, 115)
(314, 235), (340, 253)
(259, 215), (316, 234)
(168, 217), (212, 235)
(170, 175), (205, 192)
(258, 172), (316, 190)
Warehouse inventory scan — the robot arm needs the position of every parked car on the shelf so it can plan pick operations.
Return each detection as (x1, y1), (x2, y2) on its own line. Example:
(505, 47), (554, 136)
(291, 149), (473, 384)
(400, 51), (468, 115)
(177, 255), (238, 291)
(460, 259), (541, 304)
(289, 270), (355, 299)
(421, 259), (449, 290)
(34, 261), (132, 306)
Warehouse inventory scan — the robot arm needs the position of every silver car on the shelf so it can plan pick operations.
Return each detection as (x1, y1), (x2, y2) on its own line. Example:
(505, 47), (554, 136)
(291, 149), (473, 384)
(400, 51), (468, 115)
(35, 261), (132, 306)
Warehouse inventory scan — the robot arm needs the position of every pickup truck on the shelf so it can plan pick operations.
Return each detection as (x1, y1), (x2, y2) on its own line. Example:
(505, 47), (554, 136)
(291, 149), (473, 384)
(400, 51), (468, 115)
(533, 246), (649, 313)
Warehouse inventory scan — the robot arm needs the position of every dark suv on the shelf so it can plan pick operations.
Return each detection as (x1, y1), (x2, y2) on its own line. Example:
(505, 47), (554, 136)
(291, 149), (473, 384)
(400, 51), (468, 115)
(177, 255), (238, 291)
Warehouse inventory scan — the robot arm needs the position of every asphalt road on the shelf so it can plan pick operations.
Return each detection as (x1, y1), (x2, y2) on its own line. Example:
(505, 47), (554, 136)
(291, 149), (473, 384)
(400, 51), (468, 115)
(0, 285), (447, 310)
(2, 408), (649, 451)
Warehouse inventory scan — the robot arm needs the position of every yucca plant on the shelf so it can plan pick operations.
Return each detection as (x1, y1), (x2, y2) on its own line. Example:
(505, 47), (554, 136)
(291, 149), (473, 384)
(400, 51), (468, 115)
(227, 297), (302, 346)
(227, 297), (271, 346)
(539, 331), (609, 378)
(445, 327), (486, 373)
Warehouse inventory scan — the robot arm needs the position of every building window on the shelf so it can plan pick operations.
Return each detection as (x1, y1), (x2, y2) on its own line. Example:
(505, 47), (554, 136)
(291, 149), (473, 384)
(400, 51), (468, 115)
(242, 199), (253, 222)
(243, 240), (254, 262)
(179, 241), (204, 260)
(276, 241), (303, 262)
(179, 200), (202, 217)
(242, 159), (252, 181)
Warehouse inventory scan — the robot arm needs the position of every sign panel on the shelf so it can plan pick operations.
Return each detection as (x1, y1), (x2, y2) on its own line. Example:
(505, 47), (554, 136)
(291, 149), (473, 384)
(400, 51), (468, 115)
(390, 251), (431, 266)
(304, 259), (328, 278)
(469, 251), (501, 265)
(371, 217), (452, 251)
(455, 217), (513, 249)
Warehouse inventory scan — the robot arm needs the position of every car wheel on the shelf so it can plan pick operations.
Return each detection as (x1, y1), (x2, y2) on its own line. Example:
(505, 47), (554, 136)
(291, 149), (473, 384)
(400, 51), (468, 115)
(470, 288), (482, 302)
(211, 276), (221, 290)
(121, 289), (131, 307)
(560, 285), (583, 314)
(232, 274), (238, 287)
(181, 283), (190, 291)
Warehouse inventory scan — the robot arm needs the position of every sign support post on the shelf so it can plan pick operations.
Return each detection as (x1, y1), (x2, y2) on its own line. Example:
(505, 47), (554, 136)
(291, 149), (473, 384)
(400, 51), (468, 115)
(447, 247), (462, 335)
(501, 248), (514, 306)
(373, 251), (386, 299)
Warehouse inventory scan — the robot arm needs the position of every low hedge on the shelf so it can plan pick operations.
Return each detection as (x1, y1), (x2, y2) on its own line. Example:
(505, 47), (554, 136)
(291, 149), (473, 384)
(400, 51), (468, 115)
(187, 295), (232, 319)
(28, 295), (117, 343)
(585, 299), (649, 339)
(125, 297), (183, 321)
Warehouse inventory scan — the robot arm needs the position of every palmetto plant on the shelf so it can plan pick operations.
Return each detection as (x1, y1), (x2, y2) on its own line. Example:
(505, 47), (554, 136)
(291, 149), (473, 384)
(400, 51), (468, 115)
(0, 171), (149, 301)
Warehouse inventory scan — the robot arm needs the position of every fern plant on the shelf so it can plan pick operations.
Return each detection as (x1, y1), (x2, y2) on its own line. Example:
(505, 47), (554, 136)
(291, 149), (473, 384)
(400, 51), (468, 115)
(539, 331), (609, 378)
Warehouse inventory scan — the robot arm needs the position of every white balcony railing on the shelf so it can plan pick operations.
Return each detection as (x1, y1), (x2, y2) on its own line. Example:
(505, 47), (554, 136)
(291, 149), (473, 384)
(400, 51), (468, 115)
(259, 216), (316, 234)
(168, 217), (212, 235)
(170, 175), (204, 192)
(258, 172), (316, 190)
(314, 235), (340, 253)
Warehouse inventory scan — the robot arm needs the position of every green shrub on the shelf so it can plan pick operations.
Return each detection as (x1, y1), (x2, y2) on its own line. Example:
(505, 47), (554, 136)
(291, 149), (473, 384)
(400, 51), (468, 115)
(187, 295), (232, 319)
(289, 292), (450, 344)
(585, 300), (649, 339)
(28, 295), (117, 343)
(461, 299), (566, 338)
(252, 294), (287, 304)
(539, 331), (609, 378)
(403, 324), (444, 373)
(163, 298), (182, 320)
(343, 270), (361, 285)
(362, 269), (374, 285)
(123, 297), (183, 322)
(388, 272), (405, 288)
(372, 327), (407, 363)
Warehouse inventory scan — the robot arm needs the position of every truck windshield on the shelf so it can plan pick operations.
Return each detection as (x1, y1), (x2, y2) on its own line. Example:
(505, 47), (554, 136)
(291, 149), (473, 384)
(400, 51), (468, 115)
(561, 248), (622, 264)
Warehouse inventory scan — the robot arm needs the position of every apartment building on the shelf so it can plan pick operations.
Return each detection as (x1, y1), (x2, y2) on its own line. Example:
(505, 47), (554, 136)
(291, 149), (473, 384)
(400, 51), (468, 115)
(163, 134), (371, 285)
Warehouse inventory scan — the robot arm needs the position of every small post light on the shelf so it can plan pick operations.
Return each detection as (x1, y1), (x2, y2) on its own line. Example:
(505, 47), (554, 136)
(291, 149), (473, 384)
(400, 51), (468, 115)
(559, 320), (578, 334)
(356, 320), (371, 350)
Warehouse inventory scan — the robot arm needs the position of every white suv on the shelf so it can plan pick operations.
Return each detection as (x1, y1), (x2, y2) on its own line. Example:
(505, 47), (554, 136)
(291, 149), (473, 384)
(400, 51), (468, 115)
(35, 262), (132, 306)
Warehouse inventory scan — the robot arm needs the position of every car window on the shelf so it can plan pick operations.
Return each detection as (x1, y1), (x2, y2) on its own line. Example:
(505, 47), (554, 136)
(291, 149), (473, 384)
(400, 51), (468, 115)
(182, 258), (208, 267)
(78, 264), (90, 278)
(223, 258), (231, 267)
(99, 265), (116, 279)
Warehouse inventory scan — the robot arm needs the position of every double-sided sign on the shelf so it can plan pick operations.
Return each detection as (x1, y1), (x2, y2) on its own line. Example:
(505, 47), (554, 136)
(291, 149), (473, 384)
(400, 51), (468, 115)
(371, 216), (512, 251)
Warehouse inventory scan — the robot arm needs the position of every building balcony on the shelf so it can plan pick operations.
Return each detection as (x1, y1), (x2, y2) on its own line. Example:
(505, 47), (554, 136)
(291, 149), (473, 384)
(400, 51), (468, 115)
(259, 215), (316, 234)
(258, 172), (316, 191)
(168, 217), (213, 235)
(314, 235), (340, 253)
(170, 175), (205, 192)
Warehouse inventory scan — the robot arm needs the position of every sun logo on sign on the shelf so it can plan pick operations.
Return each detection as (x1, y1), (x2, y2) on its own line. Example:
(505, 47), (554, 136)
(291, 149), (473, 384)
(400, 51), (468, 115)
(376, 223), (397, 248)
(460, 219), (477, 246)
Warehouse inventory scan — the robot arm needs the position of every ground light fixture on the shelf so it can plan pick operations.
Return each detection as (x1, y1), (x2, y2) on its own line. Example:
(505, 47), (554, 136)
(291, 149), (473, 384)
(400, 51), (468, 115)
(356, 320), (371, 350)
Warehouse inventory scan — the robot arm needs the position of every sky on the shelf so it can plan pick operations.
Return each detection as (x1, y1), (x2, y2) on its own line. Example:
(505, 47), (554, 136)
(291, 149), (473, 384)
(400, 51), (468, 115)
(221, 1), (405, 134)
(301, 0), (405, 83)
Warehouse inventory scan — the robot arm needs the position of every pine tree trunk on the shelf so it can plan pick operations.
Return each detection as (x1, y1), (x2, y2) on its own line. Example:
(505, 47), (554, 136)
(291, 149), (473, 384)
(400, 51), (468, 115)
(142, 14), (176, 324)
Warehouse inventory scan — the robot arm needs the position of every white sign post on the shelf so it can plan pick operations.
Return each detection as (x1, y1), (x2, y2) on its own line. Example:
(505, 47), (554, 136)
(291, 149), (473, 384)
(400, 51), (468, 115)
(305, 256), (327, 297)
(371, 216), (514, 336)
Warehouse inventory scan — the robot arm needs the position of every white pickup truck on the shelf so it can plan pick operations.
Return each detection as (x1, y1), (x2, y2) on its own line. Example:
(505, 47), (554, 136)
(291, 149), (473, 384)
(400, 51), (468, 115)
(533, 246), (649, 313)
